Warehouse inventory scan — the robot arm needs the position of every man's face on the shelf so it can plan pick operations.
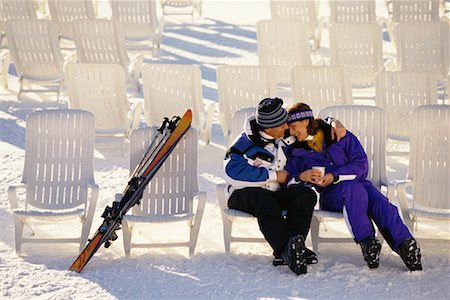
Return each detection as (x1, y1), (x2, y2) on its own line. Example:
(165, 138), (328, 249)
(264, 122), (289, 139)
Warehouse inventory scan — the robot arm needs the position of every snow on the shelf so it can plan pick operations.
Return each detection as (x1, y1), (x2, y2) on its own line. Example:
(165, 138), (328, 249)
(1, 1), (450, 299)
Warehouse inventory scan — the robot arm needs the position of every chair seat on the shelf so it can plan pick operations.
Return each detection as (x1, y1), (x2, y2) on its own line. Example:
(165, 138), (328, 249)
(223, 208), (256, 220)
(410, 208), (450, 220)
(123, 213), (194, 223)
(314, 209), (344, 219)
(13, 208), (84, 221)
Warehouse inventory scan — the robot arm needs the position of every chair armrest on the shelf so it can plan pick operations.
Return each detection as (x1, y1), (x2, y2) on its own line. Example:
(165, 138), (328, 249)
(380, 178), (395, 203)
(7, 184), (27, 211)
(194, 191), (207, 223)
(128, 100), (143, 133)
(216, 183), (228, 212)
(86, 182), (99, 219)
(394, 179), (413, 230)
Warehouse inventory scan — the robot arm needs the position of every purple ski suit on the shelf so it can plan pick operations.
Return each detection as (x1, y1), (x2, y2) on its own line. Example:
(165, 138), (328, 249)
(285, 130), (412, 250)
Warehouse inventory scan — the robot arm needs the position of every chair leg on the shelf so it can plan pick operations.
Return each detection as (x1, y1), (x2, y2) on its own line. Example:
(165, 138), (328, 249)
(122, 220), (133, 257)
(14, 216), (24, 256)
(223, 219), (232, 253)
(310, 215), (320, 253)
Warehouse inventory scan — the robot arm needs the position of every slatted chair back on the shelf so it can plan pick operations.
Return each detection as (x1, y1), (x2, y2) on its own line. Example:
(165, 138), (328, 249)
(72, 19), (129, 68)
(4, 19), (64, 99)
(142, 63), (210, 142)
(375, 71), (437, 140)
(391, 0), (440, 22)
(23, 109), (95, 210)
(409, 105), (450, 210)
(65, 63), (132, 136)
(48, 0), (95, 40)
(129, 127), (199, 216)
(395, 22), (449, 80)
(111, 0), (163, 48)
(269, 0), (318, 37)
(318, 105), (388, 189)
(257, 20), (312, 84)
(329, 23), (383, 85)
(217, 65), (276, 139)
(291, 66), (353, 113)
(330, 0), (377, 23)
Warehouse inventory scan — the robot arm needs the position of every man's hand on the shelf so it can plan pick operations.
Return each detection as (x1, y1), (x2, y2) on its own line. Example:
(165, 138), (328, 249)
(331, 119), (347, 142)
(315, 173), (334, 188)
(276, 170), (290, 184)
(298, 169), (323, 184)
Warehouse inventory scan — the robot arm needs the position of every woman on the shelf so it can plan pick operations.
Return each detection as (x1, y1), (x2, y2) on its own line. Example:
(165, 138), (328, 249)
(284, 103), (422, 271)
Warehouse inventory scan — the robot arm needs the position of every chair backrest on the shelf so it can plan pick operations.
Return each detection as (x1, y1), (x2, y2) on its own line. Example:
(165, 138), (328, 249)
(111, 0), (160, 40)
(291, 66), (353, 113)
(329, 0), (376, 24)
(72, 19), (129, 67)
(0, 0), (36, 21)
(375, 71), (437, 140)
(130, 127), (199, 216)
(217, 65), (276, 138)
(23, 109), (95, 210)
(48, 0), (95, 40)
(329, 23), (383, 84)
(269, 0), (317, 36)
(142, 63), (204, 130)
(391, 0), (440, 22)
(318, 105), (388, 189)
(65, 63), (129, 134)
(395, 22), (449, 80)
(257, 20), (312, 84)
(408, 105), (450, 209)
(4, 19), (64, 80)
(229, 107), (256, 145)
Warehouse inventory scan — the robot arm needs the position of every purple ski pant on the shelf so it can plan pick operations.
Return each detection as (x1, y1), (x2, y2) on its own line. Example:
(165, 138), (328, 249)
(320, 180), (412, 250)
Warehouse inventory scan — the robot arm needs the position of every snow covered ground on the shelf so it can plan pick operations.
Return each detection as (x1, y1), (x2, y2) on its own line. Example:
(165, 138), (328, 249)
(1, 1), (449, 299)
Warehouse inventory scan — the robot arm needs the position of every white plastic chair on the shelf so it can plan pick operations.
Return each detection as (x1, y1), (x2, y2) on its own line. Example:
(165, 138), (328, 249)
(0, 0), (37, 48)
(48, 0), (95, 41)
(4, 19), (64, 100)
(65, 63), (143, 152)
(313, 105), (392, 252)
(257, 20), (312, 85)
(395, 22), (449, 81)
(111, 0), (164, 50)
(396, 104), (450, 239)
(329, 0), (378, 24)
(217, 65), (276, 141)
(161, 0), (202, 17)
(0, 47), (10, 89)
(329, 23), (384, 85)
(122, 127), (206, 256)
(375, 71), (438, 141)
(269, 0), (323, 48)
(7, 109), (98, 255)
(142, 63), (213, 144)
(291, 66), (353, 113)
(391, 0), (441, 22)
(72, 19), (143, 90)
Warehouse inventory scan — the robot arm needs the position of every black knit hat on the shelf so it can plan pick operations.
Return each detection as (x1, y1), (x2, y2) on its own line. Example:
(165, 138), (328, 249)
(256, 98), (288, 128)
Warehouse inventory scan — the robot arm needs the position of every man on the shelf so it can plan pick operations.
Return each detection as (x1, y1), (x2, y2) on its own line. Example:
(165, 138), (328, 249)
(223, 98), (318, 275)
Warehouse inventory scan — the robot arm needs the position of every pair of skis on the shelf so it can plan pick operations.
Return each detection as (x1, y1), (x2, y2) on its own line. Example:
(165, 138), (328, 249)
(69, 110), (192, 273)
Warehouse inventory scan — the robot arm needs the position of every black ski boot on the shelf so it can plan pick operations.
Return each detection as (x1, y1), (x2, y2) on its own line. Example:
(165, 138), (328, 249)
(282, 234), (307, 275)
(359, 237), (381, 269)
(396, 238), (422, 271)
(273, 247), (317, 266)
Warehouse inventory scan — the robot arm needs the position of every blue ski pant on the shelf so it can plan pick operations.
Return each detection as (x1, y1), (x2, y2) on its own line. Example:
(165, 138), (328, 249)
(320, 180), (412, 250)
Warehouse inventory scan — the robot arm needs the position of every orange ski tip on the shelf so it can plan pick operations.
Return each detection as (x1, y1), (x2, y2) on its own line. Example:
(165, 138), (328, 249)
(183, 109), (192, 119)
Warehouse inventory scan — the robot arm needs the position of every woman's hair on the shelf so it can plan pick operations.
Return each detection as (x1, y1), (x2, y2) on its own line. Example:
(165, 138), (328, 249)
(288, 103), (320, 135)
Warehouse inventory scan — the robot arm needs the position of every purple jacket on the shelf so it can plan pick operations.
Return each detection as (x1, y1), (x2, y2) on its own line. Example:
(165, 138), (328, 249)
(285, 131), (368, 191)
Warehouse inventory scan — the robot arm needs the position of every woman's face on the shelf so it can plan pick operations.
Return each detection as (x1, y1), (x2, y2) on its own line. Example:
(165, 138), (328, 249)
(289, 119), (309, 141)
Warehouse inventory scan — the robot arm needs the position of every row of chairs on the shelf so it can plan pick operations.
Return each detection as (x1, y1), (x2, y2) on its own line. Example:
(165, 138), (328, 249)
(8, 109), (205, 257)
(7, 105), (449, 257)
(257, 19), (449, 86)
(218, 65), (449, 143)
(219, 104), (450, 253)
